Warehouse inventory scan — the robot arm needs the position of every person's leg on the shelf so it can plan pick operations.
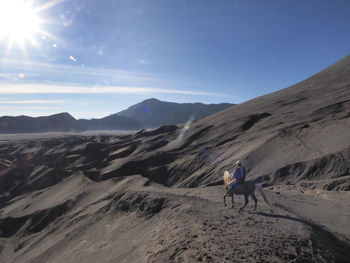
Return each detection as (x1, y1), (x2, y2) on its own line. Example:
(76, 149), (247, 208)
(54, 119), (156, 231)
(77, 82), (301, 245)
(228, 180), (235, 192)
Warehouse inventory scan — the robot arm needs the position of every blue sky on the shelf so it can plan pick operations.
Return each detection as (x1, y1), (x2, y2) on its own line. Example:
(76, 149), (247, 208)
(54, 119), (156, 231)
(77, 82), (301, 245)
(0, 0), (349, 119)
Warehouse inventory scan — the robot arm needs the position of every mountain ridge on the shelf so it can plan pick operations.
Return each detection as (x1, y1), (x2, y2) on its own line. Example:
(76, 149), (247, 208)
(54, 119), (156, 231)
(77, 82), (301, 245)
(116, 98), (234, 128)
(0, 112), (84, 133)
(0, 100), (234, 133)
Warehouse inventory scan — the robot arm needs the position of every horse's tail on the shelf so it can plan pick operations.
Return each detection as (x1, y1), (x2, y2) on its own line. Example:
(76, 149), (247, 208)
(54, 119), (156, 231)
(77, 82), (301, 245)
(255, 184), (270, 205)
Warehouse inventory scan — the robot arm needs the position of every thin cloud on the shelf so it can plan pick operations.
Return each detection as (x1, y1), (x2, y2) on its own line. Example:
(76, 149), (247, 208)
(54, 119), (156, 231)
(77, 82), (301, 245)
(0, 59), (215, 95)
(0, 59), (236, 101)
(0, 99), (69, 104)
(0, 59), (162, 82)
(138, 59), (151, 65)
(0, 83), (229, 97)
(0, 73), (19, 81)
(0, 106), (59, 110)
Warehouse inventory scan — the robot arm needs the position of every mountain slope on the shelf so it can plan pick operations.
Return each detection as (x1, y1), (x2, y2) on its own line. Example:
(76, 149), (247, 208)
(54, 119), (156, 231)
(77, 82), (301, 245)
(116, 98), (234, 128)
(167, 54), (350, 188)
(1, 55), (349, 192)
(74, 54), (349, 190)
(1, 55), (349, 190)
(0, 113), (84, 133)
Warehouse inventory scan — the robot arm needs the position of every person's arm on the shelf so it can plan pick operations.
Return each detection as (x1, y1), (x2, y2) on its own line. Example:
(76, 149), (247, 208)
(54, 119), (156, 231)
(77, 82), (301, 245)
(231, 168), (236, 180)
(230, 169), (236, 180)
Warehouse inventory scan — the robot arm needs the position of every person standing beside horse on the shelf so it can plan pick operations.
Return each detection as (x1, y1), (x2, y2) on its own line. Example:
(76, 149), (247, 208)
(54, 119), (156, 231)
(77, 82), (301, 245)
(228, 160), (246, 192)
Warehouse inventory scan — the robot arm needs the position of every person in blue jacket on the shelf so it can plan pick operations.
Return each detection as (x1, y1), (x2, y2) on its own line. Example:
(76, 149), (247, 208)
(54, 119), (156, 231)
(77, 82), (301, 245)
(228, 160), (246, 191)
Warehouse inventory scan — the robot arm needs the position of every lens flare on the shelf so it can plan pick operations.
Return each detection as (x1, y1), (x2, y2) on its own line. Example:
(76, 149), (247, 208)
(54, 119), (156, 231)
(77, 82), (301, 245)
(18, 73), (26, 79)
(70, 55), (77, 62)
(177, 115), (195, 142)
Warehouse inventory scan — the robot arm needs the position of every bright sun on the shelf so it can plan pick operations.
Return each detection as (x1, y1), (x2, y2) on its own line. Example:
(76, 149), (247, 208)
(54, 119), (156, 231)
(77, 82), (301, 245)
(0, 0), (43, 47)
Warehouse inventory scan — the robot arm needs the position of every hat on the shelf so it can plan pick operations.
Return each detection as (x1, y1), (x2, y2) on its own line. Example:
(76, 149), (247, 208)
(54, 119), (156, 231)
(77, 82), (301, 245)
(235, 160), (241, 165)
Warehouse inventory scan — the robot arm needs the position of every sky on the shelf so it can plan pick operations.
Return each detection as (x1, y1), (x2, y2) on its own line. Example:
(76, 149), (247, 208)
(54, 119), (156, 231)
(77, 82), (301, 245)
(0, 0), (349, 119)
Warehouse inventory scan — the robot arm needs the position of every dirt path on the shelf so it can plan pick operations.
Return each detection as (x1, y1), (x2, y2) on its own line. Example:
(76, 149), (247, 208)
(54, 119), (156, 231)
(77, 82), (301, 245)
(140, 179), (350, 262)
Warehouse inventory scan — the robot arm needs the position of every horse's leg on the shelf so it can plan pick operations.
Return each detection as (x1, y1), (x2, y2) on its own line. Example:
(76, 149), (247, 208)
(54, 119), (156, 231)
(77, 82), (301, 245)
(239, 194), (249, 212)
(231, 194), (234, 209)
(251, 194), (257, 210)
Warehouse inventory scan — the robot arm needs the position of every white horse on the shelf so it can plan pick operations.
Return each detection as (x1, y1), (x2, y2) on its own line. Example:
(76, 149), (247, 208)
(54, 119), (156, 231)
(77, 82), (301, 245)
(223, 171), (269, 211)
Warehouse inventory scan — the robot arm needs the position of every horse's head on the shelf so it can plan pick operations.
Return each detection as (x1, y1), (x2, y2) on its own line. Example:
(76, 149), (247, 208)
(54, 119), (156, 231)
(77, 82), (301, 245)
(223, 171), (231, 188)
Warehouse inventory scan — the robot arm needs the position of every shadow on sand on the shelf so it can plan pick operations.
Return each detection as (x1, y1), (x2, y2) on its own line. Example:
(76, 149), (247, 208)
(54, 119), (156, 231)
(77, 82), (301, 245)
(249, 210), (350, 262)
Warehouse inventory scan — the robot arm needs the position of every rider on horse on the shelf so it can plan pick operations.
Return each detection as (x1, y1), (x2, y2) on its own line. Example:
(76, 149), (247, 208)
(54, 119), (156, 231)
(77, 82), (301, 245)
(228, 160), (246, 192)
(224, 161), (269, 210)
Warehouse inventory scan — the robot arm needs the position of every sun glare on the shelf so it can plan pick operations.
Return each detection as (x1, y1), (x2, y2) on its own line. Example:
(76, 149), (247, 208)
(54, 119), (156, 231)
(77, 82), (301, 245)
(0, 0), (43, 46)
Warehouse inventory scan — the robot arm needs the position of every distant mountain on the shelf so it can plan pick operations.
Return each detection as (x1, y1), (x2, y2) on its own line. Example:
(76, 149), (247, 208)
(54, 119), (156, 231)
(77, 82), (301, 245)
(0, 113), (142, 134)
(0, 113), (84, 133)
(116, 98), (234, 128)
(0, 100), (233, 133)
(78, 115), (142, 131)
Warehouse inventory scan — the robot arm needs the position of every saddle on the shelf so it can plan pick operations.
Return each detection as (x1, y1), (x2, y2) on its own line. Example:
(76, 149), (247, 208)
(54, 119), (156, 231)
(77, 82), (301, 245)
(229, 181), (250, 196)
(228, 182), (244, 192)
